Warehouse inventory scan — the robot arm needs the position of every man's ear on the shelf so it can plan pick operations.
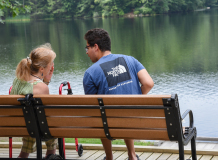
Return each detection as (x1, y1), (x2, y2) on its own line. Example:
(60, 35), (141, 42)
(94, 43), (99, 52)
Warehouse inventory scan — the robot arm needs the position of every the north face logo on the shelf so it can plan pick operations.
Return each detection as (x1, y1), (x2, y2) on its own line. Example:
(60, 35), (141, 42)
(100, 57), (131, 87)
(107, 64), (127, 77)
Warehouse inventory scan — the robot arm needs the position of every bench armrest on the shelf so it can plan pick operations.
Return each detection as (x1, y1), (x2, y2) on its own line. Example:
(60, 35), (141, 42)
(181, 109), (197, 145)
(181, 109), (194, 128)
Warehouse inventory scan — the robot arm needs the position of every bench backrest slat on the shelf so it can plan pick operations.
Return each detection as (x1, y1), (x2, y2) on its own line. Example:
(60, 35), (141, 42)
(0, 117), (26, 126)
(44, 108), (165, 117)
(0, 95), (24, 105)
(0, 127), (29, 137)
(34, 95), (171, 105)
(49, 128), (169, 140)
(47, 117), (167, 129)
(0, 108), (23, 116)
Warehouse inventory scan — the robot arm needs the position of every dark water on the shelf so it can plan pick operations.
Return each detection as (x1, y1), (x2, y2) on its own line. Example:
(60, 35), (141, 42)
(0, 9), (218, 137)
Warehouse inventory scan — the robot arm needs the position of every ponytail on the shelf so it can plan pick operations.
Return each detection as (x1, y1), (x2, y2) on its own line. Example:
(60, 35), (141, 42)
(15, 43), (56, 81)
(16, 58), (32, 81)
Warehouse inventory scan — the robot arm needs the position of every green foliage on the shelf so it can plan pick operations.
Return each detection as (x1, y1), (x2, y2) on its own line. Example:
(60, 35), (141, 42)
(205, 0), (218, 7)
(0, 0), (31, 23)
(2, 0), (218, 20)
(134, 6), (152, 14)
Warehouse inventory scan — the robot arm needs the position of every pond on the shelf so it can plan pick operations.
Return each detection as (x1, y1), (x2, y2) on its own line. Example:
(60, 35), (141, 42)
(0, 8), (218, 138)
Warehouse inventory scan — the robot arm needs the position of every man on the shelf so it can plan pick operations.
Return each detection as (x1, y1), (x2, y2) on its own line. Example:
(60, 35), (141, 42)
(83, 28), (154, 160)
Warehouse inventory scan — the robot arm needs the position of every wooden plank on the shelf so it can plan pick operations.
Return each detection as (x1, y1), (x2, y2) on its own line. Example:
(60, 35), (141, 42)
(49, 128), (169, 140)
(106, 109), (165, 117)
(0, 108), (23, 116)
(45, 108), (166, 117)
(203, 143), (217, 150)
(213, 144), (218, 150)
(86, 150), (105, 160)
(138, 152), (153, 159)
(212, 156), (218, 160)
(157, 153), (172, 159)
(160, 141), (175, 148)
(197, 155), (203, 160)
(147, 153), (162, 160)
(200, 155), (213, 160)
(167, 154), (179, 160)
(95, 151), (116, 160)
(45, 109), (101, 116)
(47, 117), (167, 129)
(134, 152), (143, 160)
(184, 154), (191, 159)
(0, 117), (26, 126)
(77, 150), (99, 159)
(116, 151), (128, 160)
(169, 141), (179, 149)
(113, 151), (125, 159)
(33, 94), (171, 105)
(0, 95), (171, 106)
(0, 95), (24, 105)
(196, 143), (207, 150)
(0, 127), (29, 137)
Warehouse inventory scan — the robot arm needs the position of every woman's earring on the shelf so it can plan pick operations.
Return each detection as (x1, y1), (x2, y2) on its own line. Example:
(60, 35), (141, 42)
(41, 73), (43, 77)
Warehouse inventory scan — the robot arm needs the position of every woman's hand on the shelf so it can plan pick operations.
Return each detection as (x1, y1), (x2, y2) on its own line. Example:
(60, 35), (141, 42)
(43, 65), (54, 84)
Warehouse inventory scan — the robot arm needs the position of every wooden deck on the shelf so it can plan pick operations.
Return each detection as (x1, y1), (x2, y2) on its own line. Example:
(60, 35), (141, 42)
(0, 141), (218, 159)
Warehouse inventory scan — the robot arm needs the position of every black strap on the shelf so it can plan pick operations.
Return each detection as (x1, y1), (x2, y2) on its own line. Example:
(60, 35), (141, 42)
(163, 96), (178, 141)
(98, 98), (114, 140)
(34, 98), (54, 141)
(18, 94), (40, 138)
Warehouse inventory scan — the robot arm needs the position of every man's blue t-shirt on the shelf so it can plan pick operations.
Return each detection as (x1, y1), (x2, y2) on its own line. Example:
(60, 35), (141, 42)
(83, 54), (145, 94)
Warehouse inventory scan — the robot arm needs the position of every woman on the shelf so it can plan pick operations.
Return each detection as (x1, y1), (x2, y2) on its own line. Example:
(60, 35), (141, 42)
(10, 43), (57, 158)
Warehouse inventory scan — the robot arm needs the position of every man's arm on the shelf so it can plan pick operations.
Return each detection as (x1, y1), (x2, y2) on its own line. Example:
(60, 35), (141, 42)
(83, 72), (97, 94)
(137, 69), (154, 94)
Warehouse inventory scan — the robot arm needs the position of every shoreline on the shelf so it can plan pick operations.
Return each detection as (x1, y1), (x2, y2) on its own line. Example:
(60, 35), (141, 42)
(3, 7), (216, 22)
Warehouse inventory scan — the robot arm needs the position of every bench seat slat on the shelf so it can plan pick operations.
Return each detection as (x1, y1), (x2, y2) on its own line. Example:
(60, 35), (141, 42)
(0, 117), (26, 126)
(0, 108), (23, 116)
(0, 127), (29, 137)
(44, 109), (165, 117)
(49, 128), (169, 140)
(47, 117), (167, 129)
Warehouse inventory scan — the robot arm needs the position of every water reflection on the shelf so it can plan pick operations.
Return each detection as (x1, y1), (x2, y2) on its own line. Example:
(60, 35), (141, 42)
(0, 9), (218, 137)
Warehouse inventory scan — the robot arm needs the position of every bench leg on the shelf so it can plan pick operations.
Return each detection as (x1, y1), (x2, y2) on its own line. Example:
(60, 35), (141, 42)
(58, 138), (65, 159)
(36, 138), (42, 160)
(191, 136), (197, 160)
(178, 141), (185, 160)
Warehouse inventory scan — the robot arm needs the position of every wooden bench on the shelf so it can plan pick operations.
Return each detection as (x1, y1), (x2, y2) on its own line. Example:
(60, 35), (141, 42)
(0, 94), (197, 160)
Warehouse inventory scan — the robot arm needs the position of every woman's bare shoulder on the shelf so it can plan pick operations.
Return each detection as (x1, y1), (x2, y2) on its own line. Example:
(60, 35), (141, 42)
(33, 82), (49, 94)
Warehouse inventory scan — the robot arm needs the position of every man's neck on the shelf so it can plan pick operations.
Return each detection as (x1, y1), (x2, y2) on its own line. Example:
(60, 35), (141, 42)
(96, 50), (111, 62)
(102, 51), (111, 57)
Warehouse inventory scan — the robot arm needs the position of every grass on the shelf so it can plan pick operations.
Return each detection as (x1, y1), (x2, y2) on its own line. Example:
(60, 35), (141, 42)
(4, 15), (30, 22)
(65, 138), (154, 146)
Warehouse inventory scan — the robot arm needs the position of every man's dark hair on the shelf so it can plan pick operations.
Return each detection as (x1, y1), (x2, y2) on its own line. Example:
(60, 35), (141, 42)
(84, 28), (111, 52)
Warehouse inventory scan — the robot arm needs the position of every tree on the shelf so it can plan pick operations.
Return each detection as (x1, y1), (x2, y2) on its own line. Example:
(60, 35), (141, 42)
(0, 0), (30, 23)
(205, 0), (218, 7)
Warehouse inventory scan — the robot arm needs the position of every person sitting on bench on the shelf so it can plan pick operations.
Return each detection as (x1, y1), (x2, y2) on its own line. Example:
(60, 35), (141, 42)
(83, 28), (154, 160)
(10, 43), (57, 158)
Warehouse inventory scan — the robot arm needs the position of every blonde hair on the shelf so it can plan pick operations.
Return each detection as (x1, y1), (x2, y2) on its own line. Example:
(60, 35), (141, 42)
(16, 43), (56, 81)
